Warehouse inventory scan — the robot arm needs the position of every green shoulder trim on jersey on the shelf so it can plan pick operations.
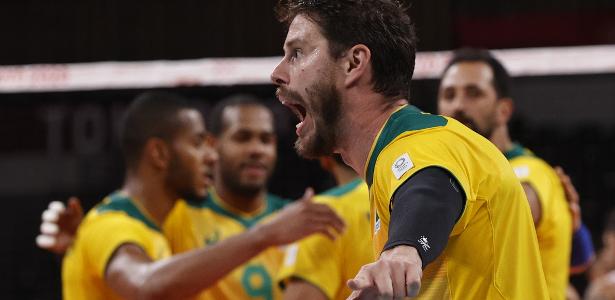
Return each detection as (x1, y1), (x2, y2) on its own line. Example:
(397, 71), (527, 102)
(96, 192), (161, 232)
(197, 193), (290, 228)
(365, 105), (448, 187)
(321, 178), (363, 197)
(504, 143), (534, 161)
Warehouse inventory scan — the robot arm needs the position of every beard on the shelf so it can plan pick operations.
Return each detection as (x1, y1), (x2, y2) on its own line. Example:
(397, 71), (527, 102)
(293, 81), (343, 159)
(165, 152), (202, 201)
(218, 159), (270, 198)
(451, 111), (496, 139)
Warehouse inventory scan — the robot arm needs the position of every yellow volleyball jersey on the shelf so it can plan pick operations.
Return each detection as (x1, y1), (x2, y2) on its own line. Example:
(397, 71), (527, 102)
(365, 105), (548, 299)
(164, 189), (289, 300)
(277, 179), (374, 300)
(62, 192), (171, 300)
(505, 144), (572, 300)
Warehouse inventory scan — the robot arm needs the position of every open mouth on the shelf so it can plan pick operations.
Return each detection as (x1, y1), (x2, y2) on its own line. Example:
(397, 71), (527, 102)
(277, 90), (308, 132)
(288, 102), (306, 123)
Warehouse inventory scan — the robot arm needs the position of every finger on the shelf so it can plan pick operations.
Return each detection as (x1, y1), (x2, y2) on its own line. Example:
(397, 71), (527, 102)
(346, 290), (361, 300)
(67, 197), (84, 216)
(42, 209), (60, 223)
(36, 234), (57, 249)
(407, 281), (420, 297)
(373, 269), (394, 298)
(303, 223), (337, 240)
(308, 205), (346, 230)
(40, 222), (59, 235)
(347, 287), (380, 300)
(309, 212), (346, 234)
(48, 201), (65, 213)
(390, 261), (407, 298)
(348, 274), (374, 291)
(405, 268), (422, 297)
(299, 187), (315, 202)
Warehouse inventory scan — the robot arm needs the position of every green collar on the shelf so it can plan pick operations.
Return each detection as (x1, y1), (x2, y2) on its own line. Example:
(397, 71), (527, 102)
(96, 192), (161, 232)
(188, 191), (289, 228)
(321, 178), (363, 197)
(364, 105), (447, 187)
(504, 143), (532, 160)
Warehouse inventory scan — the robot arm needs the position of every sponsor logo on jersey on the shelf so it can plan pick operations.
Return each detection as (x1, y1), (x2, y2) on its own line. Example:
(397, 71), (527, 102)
(392, 153), (414, 180)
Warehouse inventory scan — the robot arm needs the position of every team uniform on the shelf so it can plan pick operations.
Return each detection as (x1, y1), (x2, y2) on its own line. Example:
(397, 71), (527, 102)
(366, 105), (548, 299)
(62, 192), (171, 300)
(164, 189), (289, 300)
(505, 144), (572, 300)
(277, 179), (373, 300)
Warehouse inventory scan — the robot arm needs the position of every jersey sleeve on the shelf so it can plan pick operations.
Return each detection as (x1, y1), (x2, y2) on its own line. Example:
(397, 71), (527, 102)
(80, 212), (160, 278)
(277, 198), (343, 299)
(371, 134), (473, 237)
(510, 158), (556, 218)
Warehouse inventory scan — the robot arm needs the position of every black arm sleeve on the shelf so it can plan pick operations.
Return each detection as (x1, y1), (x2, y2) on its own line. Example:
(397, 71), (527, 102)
(383, 166), (465, 269)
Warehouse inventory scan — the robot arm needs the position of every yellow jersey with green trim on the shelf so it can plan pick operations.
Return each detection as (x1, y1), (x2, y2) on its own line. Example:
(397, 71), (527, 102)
(505, 144), (572, 300)
(62, 192), (171, 300)
(365, 105), (548, 299)
(164, 189), (290, 300)
(277, 179), (373, 300)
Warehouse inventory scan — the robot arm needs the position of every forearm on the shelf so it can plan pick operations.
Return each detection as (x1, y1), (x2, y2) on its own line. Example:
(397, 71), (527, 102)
(138, 226), (271, 299)
(384, 167), (464, 268)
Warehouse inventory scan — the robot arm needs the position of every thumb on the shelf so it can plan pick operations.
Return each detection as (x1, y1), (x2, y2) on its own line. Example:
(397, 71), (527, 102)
(67, 197), (83, 217)
(347, 276), (372, 291)
(299, 187), (314, 202)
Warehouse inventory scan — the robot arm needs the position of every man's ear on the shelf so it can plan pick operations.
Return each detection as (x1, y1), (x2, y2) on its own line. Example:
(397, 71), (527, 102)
(144, 138), (171, 170)
(343, 44), (372, 88)
(497, 98), (514, 125)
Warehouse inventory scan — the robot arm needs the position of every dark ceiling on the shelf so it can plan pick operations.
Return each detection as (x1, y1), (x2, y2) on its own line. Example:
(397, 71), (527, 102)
(1, 0), (614, 65)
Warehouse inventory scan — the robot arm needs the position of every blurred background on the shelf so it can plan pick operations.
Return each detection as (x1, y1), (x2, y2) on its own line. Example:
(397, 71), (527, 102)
(1, 0), (614, 299)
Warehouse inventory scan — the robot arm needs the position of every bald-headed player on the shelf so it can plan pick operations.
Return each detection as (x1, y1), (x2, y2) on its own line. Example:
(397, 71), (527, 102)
(271, 0), (548, 298)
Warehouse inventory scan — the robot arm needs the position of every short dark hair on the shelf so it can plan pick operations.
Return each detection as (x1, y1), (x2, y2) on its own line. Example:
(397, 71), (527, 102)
(119, 91), (193, 168)
(275, 0), (417, 100)
(208, 94), (272, 137)
(443, 48), (512, 99)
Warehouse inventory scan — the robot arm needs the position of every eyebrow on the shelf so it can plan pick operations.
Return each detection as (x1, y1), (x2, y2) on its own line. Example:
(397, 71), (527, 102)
(283, 37), (303, 50)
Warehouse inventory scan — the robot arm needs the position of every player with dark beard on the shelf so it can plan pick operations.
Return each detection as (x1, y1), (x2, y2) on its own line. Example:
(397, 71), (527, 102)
(271, 1), (548, 298)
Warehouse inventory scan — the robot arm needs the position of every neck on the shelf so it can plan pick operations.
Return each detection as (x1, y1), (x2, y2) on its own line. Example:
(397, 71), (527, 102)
(121, 169), (176, 226)
(489, 125), (514, 153)
(331, 166), (360, 186)
(337, 93), (406, 178)
(214, 180), (267, 214)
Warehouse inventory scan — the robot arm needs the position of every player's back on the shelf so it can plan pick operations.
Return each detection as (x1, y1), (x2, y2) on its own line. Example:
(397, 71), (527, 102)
(278, 179), (373, 300)
(368, 105), (548, 299)
(506, 145), (572, 300)
(62, 192), (171, 300)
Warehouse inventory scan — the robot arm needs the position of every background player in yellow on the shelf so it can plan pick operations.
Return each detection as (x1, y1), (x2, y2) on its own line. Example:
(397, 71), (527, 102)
(60, 92), (346, 300)
(278, 155), (372, 300)
(164, 95), (342, 300)
(437, 48), (572, 300)
(271, 0), (548, 298)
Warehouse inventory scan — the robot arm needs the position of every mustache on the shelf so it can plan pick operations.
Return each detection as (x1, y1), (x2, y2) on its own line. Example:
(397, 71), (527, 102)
(452, 112), (477, 128)
(239, 160), (270, 170)
(276, 87), (304, 104)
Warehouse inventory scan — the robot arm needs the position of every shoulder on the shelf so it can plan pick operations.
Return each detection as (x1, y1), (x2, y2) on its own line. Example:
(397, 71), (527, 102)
(266, 193), (292, 212)
(86, 193), (156, 233)
(509, 153), (556, 181)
